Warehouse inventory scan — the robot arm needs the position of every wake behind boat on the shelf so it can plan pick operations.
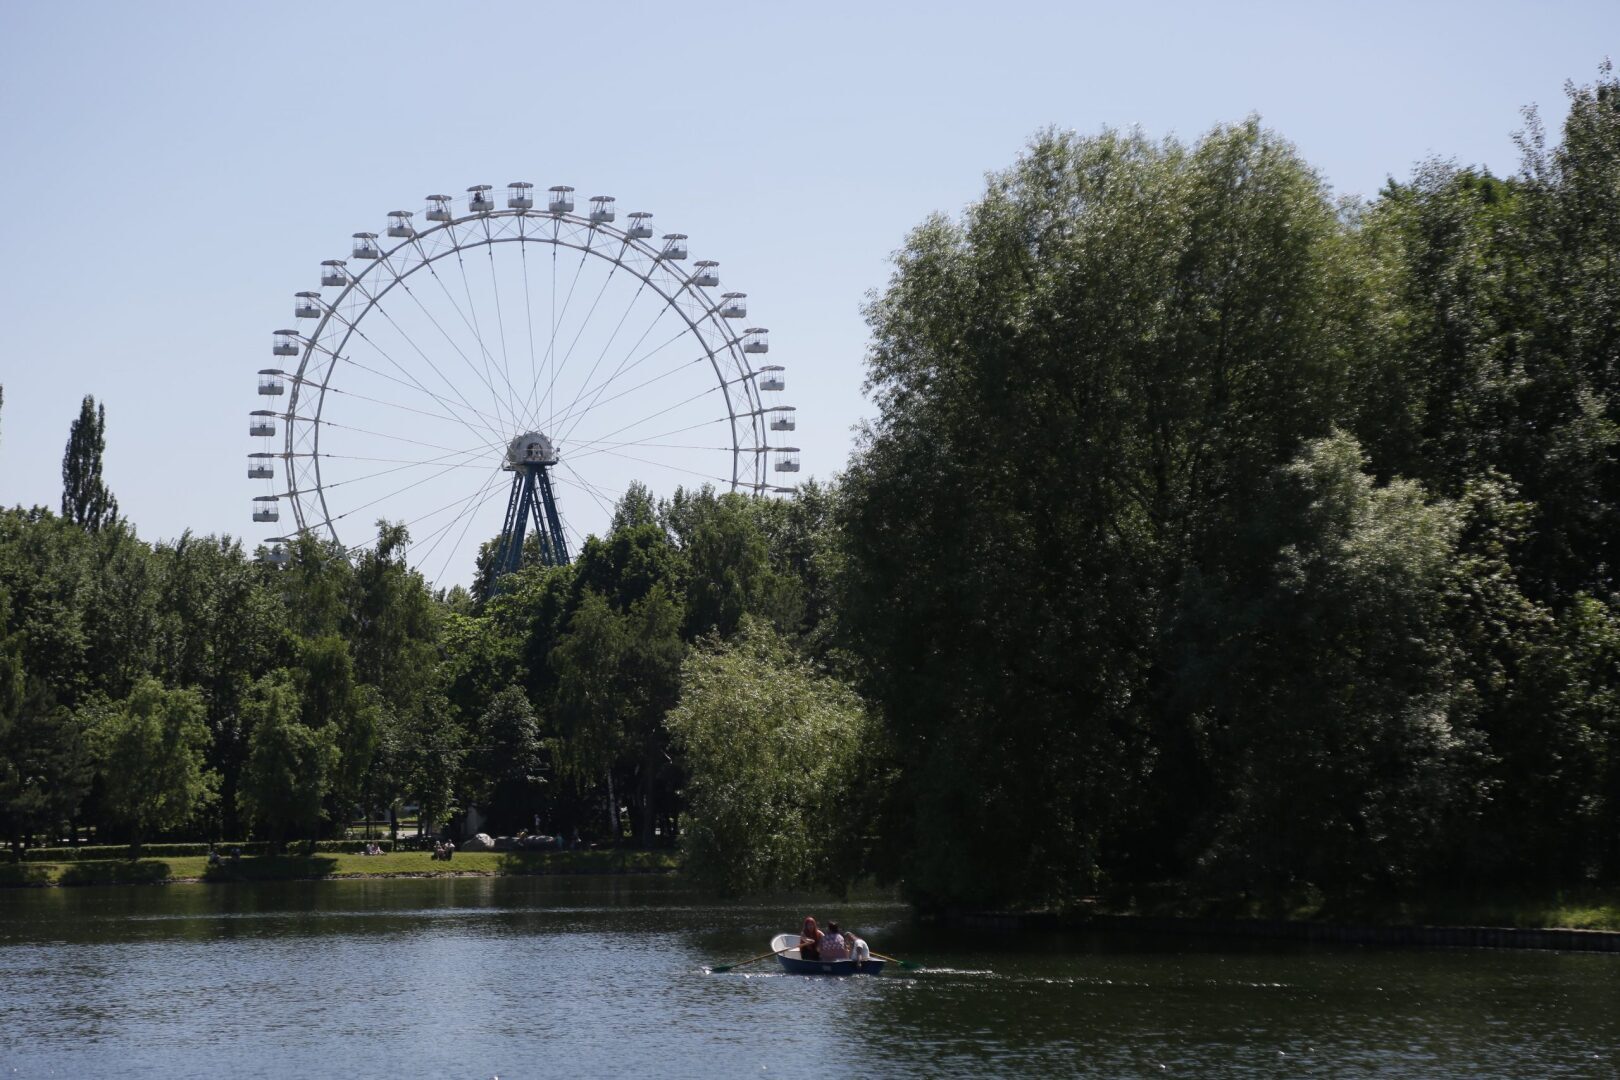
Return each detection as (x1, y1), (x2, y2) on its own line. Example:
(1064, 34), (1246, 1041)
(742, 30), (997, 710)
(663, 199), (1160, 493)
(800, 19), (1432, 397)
(770, 933), (886, 976)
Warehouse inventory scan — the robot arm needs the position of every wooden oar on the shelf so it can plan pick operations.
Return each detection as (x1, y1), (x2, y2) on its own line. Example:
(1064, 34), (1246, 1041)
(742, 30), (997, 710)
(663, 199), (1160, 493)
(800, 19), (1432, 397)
(871, 951), (923, 971)
(710, 944), (796, 973)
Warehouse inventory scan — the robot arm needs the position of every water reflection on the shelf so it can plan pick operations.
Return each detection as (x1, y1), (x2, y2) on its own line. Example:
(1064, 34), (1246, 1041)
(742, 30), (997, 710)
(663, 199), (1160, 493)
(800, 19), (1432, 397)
(1, 878), (1616, 1078)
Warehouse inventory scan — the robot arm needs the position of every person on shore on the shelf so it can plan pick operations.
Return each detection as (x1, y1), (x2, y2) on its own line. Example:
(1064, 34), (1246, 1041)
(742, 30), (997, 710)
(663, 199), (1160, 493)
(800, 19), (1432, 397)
(798, 916), (823, 961)
(207, 845), (220, 867)
(444, 839), (455, 860)
(821, 921), (848, 962)
(433, 841), (445, 860)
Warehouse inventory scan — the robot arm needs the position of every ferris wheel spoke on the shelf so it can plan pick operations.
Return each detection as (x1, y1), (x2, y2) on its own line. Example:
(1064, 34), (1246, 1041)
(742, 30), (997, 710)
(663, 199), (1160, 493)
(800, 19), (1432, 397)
(547, 274), (654, 438)
(341, 275), (510, 445)
(281, 446), (491, 502)
(331, 353), (510, 442)
(326, 385), (506, 452)
(479, 220), (518, 428)
(378, 249), (519, 435)
(530, 238), (591, 431)
(556, 461), (615, 524)
(314, 417), (496, 458)
(329, 451), (505, 528)
(446, 239), (513, 436)
(523, 255), (617, 429)
(552, 320), (692, 443)
(413, 464), (509, 584)
(568, 413), (733, 458)
(580, 443), (736, 486)
(555, 352), (712, 446)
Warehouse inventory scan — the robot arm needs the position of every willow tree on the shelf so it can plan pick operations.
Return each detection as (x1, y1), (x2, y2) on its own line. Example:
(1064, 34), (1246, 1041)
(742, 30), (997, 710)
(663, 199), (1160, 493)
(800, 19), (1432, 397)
(842, 122), (1365, 908)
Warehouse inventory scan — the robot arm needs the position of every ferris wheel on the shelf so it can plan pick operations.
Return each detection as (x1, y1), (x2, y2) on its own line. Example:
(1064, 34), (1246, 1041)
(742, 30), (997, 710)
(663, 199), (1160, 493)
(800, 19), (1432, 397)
(248, 183), (799, 586)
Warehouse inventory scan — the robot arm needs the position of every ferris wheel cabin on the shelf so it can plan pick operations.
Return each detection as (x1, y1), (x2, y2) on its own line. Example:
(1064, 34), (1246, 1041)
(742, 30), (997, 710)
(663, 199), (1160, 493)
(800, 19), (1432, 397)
(774, 449), (801, 473)
(507, 182), (534, 210)
(720, 292), (747, 319)
(258, 370), (285, 396)
(626, 211), (653, 239)
(425, 194), (453, 222)
(548, 185), (574, 214)
(320, 260), (347, 287)
(294, 292), (321, 319)
(249, 410), (277, 438)
(660, 233), (689, 261)
(691, 260), (720, 288)
(351, 232), (380, 259)
(386, 210), (415, 238)
(252, 496), (280, 523)
(248, 451), (275, 480)
(757, 365), (785, 392)
(743, 328), (770, 354)
(770, 406), (797, 431)
(272, 330), (299, 356)
(589, 195), (616, 223)
(467, 184), (494, 212)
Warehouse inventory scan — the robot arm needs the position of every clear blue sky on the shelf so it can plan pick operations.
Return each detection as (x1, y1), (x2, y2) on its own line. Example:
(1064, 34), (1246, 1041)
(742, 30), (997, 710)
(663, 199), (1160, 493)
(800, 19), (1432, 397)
(1, 1), (1615, 585)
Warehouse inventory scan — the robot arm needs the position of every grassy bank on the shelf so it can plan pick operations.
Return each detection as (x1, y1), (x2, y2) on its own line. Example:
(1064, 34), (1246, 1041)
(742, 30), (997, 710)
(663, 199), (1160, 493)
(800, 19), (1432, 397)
(1097, 884), (1620, 932)
(0, 849), (679, 888)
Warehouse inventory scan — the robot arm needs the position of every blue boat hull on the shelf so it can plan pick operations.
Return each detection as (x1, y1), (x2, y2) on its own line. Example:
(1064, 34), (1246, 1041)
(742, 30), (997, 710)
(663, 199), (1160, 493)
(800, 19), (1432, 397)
(777, 955), (886, 976)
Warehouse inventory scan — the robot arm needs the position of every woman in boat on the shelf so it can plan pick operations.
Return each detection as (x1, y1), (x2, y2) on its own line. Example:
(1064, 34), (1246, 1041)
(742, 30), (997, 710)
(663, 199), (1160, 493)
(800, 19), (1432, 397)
(798, 916), (823, 961)
(821, 922), (848, 961)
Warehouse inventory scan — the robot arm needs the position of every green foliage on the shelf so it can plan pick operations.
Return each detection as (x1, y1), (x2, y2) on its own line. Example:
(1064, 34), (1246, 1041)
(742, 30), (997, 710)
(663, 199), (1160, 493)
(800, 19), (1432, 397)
(1190, 433), (1477, 890)
(237, 672), (340, 846)
(666, 619), (873, 895)
(60, 395), (119, 532)
(87, 678), (218, 851)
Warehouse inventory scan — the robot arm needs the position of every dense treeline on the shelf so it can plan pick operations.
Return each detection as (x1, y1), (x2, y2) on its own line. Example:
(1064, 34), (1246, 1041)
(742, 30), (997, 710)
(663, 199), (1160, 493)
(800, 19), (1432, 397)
(4, 68), (1620, 911)
(844, 66), (1620, 909)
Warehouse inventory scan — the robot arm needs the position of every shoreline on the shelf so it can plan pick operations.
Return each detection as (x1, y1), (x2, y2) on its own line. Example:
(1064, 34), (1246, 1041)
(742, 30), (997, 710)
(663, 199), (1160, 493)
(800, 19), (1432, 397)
(941, 909), (1620, 953)
(0, 849), (680, 890)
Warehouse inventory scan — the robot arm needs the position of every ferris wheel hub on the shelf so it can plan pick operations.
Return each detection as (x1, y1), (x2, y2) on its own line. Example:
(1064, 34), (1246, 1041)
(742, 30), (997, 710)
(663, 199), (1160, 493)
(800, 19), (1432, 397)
(506, 431), (559, 469)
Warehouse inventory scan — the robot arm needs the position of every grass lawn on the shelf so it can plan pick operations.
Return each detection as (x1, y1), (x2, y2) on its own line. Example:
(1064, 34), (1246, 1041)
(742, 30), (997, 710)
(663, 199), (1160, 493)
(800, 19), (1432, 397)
(0, 848), (679, 888)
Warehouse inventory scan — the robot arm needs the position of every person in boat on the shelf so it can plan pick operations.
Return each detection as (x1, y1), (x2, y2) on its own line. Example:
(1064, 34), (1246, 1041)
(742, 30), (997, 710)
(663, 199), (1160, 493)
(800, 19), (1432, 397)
(848, 929), (870, 968)
(821, 921), (848, 961)
(798, 916), (823, 961)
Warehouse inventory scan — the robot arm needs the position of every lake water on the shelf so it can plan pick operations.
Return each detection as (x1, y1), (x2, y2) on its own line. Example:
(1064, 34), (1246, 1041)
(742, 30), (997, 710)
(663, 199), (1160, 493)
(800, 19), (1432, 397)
(1, 876), (1617, 1078)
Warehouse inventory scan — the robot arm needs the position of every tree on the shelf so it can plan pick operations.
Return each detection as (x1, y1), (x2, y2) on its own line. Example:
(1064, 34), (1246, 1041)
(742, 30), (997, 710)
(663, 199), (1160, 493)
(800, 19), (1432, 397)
(237, 672), (340, 847)
(87, 678), (217, 854)
(550, 586), (685, 843)
(843, 122), (1359, 907)
(61, 395), (119, 532)
(666, 619), (875, 895)
(1187, 433), (1478, 893)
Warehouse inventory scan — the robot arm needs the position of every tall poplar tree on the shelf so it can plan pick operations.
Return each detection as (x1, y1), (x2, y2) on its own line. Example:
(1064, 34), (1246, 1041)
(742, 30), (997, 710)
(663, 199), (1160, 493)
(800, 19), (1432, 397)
(61, 395), (119, 532)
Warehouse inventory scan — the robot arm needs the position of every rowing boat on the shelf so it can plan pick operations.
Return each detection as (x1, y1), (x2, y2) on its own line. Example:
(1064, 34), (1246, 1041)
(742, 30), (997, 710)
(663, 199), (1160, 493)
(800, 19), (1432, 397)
(769, 933), (886, 976)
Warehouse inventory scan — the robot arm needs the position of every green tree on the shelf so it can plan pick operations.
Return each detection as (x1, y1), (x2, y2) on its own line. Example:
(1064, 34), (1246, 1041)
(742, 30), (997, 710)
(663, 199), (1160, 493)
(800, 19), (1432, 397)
(843, 122), (1359, 907)
(87, 678), (217, 854)
(551, 586), (685, 843)
(60, 395), (119, 532)
(1189, 433), (1477, 893)
(237, 672), (340, 847)
(667, 619), (874, 895)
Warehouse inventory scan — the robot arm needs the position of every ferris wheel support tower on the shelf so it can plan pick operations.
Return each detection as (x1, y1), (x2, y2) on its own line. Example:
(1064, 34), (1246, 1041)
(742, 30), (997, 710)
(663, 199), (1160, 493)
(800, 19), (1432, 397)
(491, 431), (569, 586)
